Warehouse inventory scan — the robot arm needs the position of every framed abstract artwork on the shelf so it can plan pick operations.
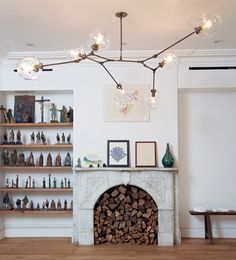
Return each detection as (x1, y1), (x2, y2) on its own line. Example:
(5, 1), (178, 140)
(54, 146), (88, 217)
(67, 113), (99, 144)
(135, 141), (157, 167)
(103, 85), (150, 122)
(107, 140), (130, 167)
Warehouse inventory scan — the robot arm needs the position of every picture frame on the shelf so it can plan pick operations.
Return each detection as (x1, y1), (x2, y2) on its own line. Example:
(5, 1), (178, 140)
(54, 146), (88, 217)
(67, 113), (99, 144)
(135, 141), (157, 167)
(103, 85), (150, 122)
(107, 140), (130, 167)
(14, 95), (35, 123)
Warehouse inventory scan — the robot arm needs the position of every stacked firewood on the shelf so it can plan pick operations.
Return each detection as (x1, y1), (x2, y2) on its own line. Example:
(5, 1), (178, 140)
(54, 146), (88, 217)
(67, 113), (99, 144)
(94, 185), (158, 244)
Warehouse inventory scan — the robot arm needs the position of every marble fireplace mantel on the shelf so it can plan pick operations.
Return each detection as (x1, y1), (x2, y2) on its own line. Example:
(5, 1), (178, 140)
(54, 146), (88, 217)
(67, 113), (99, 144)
(73, 167), (180, 246)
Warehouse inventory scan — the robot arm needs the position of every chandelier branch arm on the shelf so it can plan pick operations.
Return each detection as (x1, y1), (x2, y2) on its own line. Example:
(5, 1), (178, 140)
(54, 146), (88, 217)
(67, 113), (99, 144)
(141, 30), (196, 63)
(37, 59), (82, 70)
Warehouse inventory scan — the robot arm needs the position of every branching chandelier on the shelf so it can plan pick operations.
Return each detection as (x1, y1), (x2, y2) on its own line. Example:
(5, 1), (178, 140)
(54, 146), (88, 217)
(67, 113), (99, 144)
(16, 11), (221, 105)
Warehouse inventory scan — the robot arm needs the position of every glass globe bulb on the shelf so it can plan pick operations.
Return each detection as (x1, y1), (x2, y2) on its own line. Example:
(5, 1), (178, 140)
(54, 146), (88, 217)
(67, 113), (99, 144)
(87, 28), (111, 52)
(159, 52), (177, 68)
(16, 57), (41, 80)
(68, 45), (84, 60)
(150, 95), (157, 108)
(195, 12), (222, 38)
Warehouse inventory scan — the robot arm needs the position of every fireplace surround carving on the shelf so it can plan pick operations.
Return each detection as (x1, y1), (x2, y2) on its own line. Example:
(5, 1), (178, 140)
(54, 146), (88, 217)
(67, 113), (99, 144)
(73, 167), (180, 246)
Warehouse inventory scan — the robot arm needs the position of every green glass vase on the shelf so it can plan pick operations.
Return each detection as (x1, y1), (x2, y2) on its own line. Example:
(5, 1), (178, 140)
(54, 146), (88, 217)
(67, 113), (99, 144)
(162, 143), (174, 168)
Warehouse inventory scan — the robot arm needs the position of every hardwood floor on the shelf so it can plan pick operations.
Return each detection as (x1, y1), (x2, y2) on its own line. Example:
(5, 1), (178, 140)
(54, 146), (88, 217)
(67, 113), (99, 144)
(0, 238), (236, 260)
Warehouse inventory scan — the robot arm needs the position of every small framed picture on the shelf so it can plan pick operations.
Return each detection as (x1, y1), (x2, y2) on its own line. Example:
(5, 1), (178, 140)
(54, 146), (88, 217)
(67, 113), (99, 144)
(107, 140), (130, 167)
(135, 141), (157, 167)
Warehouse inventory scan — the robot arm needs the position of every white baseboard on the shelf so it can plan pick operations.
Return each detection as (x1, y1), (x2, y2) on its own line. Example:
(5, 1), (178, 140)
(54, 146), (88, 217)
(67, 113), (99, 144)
(5, 227), (73, 238)
(181, 228), (236, 238)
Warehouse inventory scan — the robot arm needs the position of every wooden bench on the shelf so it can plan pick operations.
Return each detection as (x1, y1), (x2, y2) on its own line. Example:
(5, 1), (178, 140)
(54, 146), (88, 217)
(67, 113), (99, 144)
(189, 210), (236, 244)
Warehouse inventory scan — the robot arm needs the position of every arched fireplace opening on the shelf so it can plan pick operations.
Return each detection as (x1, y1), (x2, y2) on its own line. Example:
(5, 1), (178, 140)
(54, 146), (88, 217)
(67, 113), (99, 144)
(94, 184), (158, 244)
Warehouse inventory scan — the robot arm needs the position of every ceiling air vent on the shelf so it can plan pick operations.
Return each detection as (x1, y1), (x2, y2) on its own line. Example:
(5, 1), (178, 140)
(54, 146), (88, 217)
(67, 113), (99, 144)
(189, 66), (236, 70)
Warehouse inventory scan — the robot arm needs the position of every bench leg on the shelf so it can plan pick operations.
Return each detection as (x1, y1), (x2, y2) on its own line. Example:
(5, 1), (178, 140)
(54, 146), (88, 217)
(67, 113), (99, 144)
(204, 215), (213, 244)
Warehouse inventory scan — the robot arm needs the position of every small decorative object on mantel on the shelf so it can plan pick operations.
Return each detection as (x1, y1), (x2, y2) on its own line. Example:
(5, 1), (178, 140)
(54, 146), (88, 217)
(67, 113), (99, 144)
(83, 154), (102, 167)
(162, 143), (174, 168)
(75, 157), (81, 167)
(6, 109), (15, 123)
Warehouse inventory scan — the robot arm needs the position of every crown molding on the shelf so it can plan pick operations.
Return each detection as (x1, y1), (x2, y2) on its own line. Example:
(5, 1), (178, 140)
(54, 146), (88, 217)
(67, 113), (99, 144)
(5, 49), (236, 61)
(0, 45), (8, 58)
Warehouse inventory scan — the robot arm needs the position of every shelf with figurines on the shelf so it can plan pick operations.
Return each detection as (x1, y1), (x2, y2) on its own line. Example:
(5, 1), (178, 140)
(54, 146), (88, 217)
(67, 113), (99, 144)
(0, 130), (72, 149)
(1, 150), (73, 170)
(0, 174), (72, 192)
(1, 193), (73, 215)
(0, 122), (73, 127)
(0, 209), (73, 215)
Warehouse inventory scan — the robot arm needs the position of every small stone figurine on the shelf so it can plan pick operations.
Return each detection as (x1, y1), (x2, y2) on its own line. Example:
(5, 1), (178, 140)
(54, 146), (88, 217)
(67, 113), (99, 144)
(55, 153), (62, 166)
(50, 200), (56, 210)
(53, 177), (57, 188)
(3, 130), (8, 144)
(76, 157), (81, 167)
(16, 130), (22, 144)
(50, 103), (58, 122)
(64, 152), (72, 167)
(41, 131), (46, 144)
(57, 199), (62, 209)
(67, 107), (73, 122)
(22, 196), (29, 209)
(42, 177), (46, 188)
(36, 131), (40, 144)
(2, 150), (10, 166)
(58, 106), (67, 123)
(56, 133), (60, 144)
(31, 132), (35, 143)
(67, 134), (71, 144)
(9, 129), (15, 144)
(39, 153), (44, 166)
(61, 133), (65, 143)
(27, 152), (35, 166)
(46, 153), (53, 167)
(18, 151), (26, 166)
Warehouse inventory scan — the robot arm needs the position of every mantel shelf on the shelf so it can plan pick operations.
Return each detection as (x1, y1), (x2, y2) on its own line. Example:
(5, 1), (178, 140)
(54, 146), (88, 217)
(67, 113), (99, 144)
(0, 166), (73, 171)
(0, 188), (72, 192)
(0, 209), (73, 215)
(0, 122), (73, 127)
(0, 144), (73, 149)
(73, 167), (178, 172)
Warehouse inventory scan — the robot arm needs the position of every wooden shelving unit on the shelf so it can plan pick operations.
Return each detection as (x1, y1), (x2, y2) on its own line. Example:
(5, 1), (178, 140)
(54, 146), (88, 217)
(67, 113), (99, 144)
(0, 166), (72, 171)
(0, 144), (73, 149)
(0, 122), (73, 127)
(0, 209), (73, 215)
(0, 188), (72, 192)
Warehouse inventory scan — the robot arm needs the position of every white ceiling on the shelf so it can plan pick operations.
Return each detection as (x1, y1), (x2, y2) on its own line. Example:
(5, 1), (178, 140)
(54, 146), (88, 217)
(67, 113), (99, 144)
(0, 0), (236, 55)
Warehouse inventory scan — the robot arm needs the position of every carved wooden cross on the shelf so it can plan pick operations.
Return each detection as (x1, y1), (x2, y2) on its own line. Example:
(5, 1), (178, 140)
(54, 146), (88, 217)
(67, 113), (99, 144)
(35, 96), (50, 123)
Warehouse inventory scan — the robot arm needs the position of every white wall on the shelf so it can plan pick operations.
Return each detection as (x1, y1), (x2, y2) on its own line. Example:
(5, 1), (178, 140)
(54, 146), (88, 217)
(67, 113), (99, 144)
(178, 56), (236, 238)
(0, 56), (179, 237)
